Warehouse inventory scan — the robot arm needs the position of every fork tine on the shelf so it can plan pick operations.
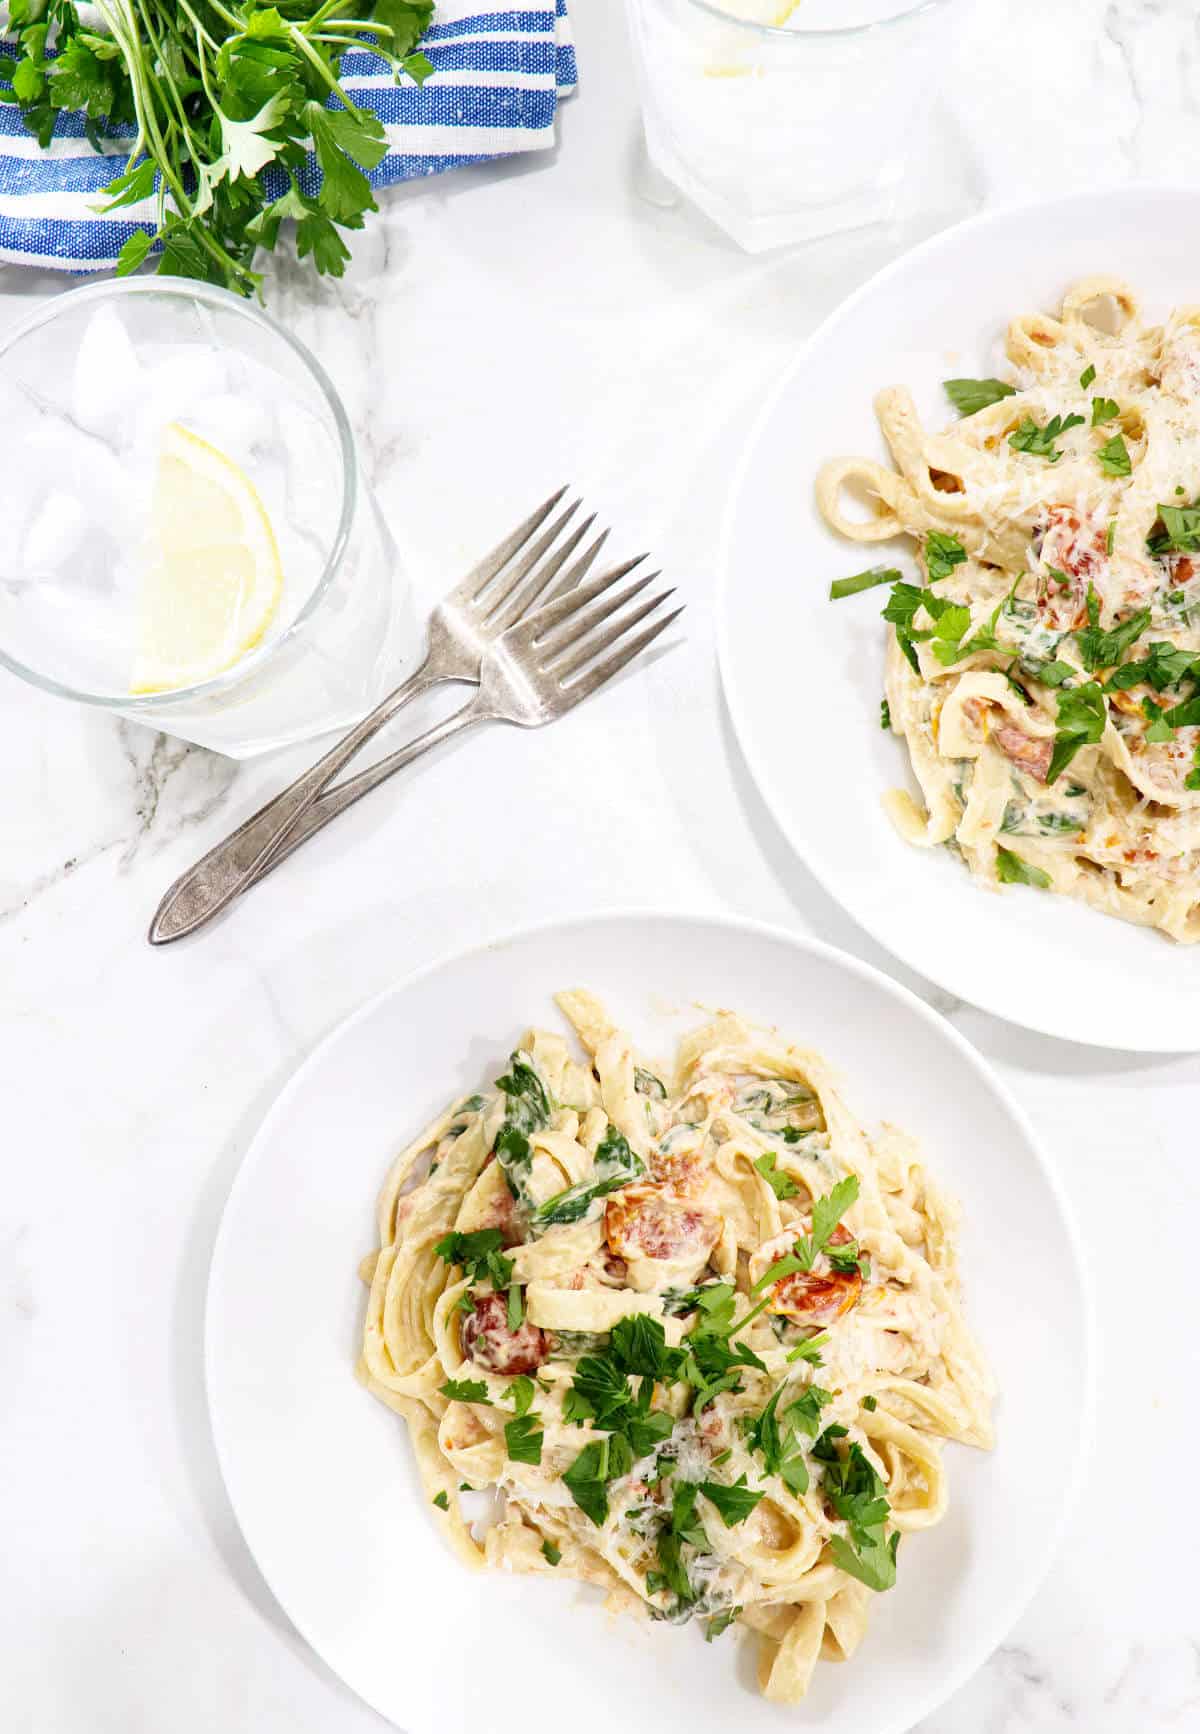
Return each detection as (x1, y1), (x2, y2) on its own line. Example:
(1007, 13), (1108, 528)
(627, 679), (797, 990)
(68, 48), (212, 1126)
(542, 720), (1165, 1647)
(525, 553), (651, 637)
(476, 499), (581, 617)
(558, 607), (685, 707)
(543, 526), (610, 606)
(461, 485), (569, 602)
(550, 588), (676, 682)
(488, 513), (595, 631)
(539, 573), (659, 660)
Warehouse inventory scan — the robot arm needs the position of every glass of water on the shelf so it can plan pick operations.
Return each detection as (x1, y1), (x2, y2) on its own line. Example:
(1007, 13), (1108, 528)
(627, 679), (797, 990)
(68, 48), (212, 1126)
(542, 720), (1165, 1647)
(624, 0), (975, 252)
(0, 278), (413, 758)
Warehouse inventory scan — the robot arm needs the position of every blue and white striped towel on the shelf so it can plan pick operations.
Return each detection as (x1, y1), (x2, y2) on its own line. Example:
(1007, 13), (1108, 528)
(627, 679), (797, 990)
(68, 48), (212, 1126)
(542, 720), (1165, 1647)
(0, 0), (576, 272)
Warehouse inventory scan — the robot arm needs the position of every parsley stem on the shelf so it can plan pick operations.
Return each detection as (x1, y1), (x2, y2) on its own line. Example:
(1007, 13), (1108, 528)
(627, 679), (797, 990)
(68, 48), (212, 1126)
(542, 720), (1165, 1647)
(286, 21), (367, 118)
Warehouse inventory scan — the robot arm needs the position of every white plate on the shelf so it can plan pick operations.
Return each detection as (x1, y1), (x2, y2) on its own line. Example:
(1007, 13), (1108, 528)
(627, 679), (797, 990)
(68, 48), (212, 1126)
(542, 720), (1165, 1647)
(206, 910), (1092, 1734)
(718, 185), (1200, 1051)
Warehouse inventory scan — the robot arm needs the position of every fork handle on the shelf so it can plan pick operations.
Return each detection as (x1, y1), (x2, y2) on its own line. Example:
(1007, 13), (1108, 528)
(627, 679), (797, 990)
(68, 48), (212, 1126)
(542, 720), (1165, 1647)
(148, 658), (443, 945)
(237, 694), (495, 895)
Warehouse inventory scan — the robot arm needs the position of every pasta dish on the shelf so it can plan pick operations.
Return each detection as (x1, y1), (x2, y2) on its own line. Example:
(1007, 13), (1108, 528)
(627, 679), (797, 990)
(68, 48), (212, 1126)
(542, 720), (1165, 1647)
(356, 992), (993, 1702)
(821, 276), (1200, 940)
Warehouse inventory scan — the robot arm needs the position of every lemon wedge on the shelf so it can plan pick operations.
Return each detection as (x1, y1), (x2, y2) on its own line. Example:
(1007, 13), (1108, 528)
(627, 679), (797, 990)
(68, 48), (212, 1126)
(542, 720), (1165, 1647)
(130, 421), (283, 694)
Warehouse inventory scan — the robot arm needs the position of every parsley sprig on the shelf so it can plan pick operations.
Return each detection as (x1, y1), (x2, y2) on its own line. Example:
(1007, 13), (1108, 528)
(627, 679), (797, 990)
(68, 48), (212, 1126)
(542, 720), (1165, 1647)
(0, 0), (434, 293)
(1008, 413), (1085, 463)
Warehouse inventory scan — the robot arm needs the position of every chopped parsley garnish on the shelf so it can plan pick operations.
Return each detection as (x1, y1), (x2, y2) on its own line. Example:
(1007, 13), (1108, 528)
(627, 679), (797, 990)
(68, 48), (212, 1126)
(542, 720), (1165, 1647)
(440, 1378), (492, 1405)
(1008, 412), (1084, 462)
(1105, 641), (1200, 692)
(1142, 699), (1174, 743)
(533, 1124), (644, 1226)
(502, 1376), (535, 1417)
(1096, 433), (1131, 477)
(433, 1228), (514, 1291)
(786, 1331), (828, 1366)
(943, 377), (1016, 417)
(880, 698), (891, 730)
(541, 1539), (562, 1566)
(742, 1382), (829, 1495)
(698, 1476), (765, 1527)
(1106, 518), (1117, 555)
(1074, 584), (1150, 672)
(754, 1151), (800, 1200)
(506, 1284), (524, 1330)
(563, 1438), (615, 1526)
(752, 1176), (859, 1290)
(1048, 682), (1107, 783)
(924, 531), (968, 581)
(862, 1395), (878, 1411)
(1147, 501), (1200, 556)
(504, 1413), (544, 1465)
(431, 1491), (449, 1511)
(816, 1431), (899, 1592)
(1091, 395), (1119, 426)
(1079, 363), (1096, 389)
(995, 847), (1051, 889)
(829, 565), (902, 600)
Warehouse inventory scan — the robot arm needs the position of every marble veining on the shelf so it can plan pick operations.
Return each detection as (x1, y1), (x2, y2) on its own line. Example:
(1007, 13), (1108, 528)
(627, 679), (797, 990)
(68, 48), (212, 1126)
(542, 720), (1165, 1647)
(2, 2), (1198, 1731)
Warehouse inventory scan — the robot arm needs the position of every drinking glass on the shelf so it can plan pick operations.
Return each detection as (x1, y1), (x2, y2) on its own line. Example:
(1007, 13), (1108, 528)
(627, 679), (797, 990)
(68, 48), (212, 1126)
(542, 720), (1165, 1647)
(0, 278), (413, 758)
(624, 0), (976, 252)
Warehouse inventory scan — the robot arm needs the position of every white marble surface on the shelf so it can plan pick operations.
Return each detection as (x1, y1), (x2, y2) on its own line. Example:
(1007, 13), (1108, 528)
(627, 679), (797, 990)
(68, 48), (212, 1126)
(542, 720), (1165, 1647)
(4, 2), (1200, 1730)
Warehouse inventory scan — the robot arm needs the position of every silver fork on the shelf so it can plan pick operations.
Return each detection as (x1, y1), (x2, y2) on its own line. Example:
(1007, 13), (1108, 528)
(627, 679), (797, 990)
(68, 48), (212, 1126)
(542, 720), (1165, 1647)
(149, 516), (680, 944)
(147, 488), (621, 945)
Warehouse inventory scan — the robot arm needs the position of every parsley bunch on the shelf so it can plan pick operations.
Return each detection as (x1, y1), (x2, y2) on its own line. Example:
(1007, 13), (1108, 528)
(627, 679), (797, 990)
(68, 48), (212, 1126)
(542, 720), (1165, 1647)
(0, 0), (434, 294)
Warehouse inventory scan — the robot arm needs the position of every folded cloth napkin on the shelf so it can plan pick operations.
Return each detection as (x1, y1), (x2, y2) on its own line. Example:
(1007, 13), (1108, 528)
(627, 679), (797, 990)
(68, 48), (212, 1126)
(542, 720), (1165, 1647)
(0, 0), (576, 272)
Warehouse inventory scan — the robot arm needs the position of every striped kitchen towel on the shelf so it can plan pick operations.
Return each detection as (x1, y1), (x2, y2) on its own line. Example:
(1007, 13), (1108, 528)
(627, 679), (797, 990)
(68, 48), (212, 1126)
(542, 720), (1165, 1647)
(0, 0), (576, 272)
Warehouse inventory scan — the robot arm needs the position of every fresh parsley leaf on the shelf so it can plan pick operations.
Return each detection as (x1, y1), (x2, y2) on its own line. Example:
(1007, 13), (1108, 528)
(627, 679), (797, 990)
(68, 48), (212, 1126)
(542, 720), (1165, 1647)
(943, 377), (1016, 416)
(1008, 413), (1084, 463)
(1048, 682), (1107, 783)
(785, 1385), (832, 1436)
(431, 1490), (449, 1510)
(742, 1386), (809, 1494)
(1105, 641), (1200, 692)
(1142, 699), (1174, 743)
(880, 698), (891, 730)
(785, 1331), (828, 1365)
(1147, 501), (1200, 556)
(995, 847), (1051, 889)
(506, 1284), (524, 1330)
(1079, 363), (1096, 389)
(1073, 586), (1150, 672)
(561, 1435), (610, 1518)
(1091, 395), (1119, 426)
(924, 531), (968, 581)
(611, 1314), (685, 1382)
(1096, 433), (1132, 477)
(1107, 518), (1117, 555)
(504, 1413), (544, 1465)
(830, 1529), (900, 1592)
(1164, 692), (1200, 729)
(440, 1378), (491, 1405)
(861, 1395), (878, 1411)
(754, 1151), (799, 1200)
(811, 1175), (859, 1247)
(502, 1376), (535, 1417)
(541, 1539), (562, 1565)
(829, 565), (902, 600)
(433, 1229), (514, 1291)
(699, 1477), (765, 1527)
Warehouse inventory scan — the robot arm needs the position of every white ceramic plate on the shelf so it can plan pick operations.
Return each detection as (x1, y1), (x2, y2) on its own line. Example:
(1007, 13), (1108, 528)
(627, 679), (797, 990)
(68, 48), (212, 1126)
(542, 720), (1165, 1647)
(718, 185), (1200, 1051)
(206, 911), (1091, 1734)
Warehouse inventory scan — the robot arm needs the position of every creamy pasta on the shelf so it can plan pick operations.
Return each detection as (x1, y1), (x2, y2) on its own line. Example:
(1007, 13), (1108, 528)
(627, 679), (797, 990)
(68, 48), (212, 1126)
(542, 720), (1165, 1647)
(356, 992), (993, 1702)
(820, 276), (1200, 940)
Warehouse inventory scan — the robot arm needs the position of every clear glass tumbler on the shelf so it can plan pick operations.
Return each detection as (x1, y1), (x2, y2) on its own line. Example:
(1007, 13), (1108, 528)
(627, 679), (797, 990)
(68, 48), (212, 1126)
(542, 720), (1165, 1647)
(624, 0), (973, 252)
(0, 278), (413, 758)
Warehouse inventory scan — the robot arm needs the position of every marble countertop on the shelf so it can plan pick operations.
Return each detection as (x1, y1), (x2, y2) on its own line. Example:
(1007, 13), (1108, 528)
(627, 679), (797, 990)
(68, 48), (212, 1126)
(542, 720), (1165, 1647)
(5, 2), (1200, 1730)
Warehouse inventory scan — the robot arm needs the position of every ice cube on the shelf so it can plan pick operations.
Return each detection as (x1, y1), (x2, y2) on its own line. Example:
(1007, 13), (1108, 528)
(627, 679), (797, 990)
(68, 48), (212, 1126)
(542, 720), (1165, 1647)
(71, 303), (143, 441)
(23, 488), (90, 575)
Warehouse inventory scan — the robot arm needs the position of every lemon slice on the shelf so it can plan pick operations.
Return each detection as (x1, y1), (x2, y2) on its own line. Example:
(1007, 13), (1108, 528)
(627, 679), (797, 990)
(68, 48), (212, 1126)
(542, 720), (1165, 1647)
(130, 421), (283, 694)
